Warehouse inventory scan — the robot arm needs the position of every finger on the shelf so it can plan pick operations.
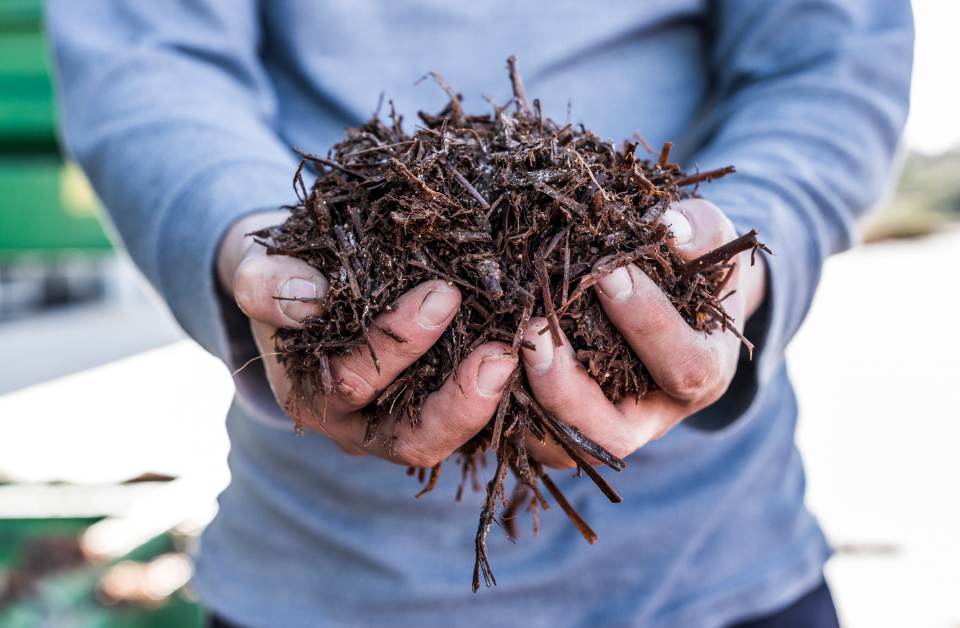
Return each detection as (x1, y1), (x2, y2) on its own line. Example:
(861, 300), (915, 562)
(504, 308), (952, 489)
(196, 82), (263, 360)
(594, 263), (739, 404)
(660, 198), (736, 260)
(385, 343), (517, 468)
(662, 196), (751, 323)
(234, 251), (329, 329)
(614, 390), (691, 446)
(251, 319), (379, 457)
(217, 209), (291, 296)
(325, 280), (462, 412)
(520, 318), (641, 468)
(250, 279), (465, 441)
(665, 197), (766, 319)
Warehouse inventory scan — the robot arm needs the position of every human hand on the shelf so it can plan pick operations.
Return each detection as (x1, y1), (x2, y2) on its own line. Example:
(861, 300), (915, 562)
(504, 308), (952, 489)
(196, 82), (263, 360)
(519, 198), (767, 468)
(216, 210), (518, 467)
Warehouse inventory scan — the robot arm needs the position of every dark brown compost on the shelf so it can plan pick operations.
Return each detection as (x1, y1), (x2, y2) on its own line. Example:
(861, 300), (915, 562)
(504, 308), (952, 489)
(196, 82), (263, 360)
(253, 57), (768, 591)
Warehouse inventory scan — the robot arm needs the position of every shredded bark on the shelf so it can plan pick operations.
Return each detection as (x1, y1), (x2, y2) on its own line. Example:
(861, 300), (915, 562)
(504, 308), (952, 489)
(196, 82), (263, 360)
(254, 56), (769, 591)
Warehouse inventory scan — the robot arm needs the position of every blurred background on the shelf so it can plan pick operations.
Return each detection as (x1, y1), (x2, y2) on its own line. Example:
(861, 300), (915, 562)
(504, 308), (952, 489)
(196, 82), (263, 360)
(0, 0), (957, 626)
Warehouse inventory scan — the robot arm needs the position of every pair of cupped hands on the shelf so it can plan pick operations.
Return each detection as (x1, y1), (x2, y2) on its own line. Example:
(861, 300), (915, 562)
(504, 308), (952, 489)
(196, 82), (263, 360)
(217, 199), (766, 470)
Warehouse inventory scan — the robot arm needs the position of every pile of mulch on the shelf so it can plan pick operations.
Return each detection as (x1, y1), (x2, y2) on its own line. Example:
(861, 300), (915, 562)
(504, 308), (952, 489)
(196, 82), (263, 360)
(253, 57), (766, 590)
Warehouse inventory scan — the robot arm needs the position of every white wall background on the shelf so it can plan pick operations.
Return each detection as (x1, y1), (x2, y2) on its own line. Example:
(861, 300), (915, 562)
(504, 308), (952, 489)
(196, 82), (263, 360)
(904, 0), (960, 155)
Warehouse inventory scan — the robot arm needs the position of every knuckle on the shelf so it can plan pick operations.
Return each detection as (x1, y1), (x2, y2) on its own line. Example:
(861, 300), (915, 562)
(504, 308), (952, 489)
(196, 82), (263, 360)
(587, 424), (638, 461)
(540, 390), (580, 417)
(391, 340), (430, 364)
(661, 349), (719, 401)
(605, 437), (636, 461)
(333, 367), (378, 407)
(533, 378), (587, 416)
(626, 297), (673, 336)
(390, 440), (442, 469)
(444, 404), (484, 434)
(366, 328), (432, 371)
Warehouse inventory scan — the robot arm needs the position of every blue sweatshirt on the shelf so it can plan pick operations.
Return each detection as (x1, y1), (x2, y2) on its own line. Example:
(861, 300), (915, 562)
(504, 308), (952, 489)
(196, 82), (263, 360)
(46, 2), (912, 626)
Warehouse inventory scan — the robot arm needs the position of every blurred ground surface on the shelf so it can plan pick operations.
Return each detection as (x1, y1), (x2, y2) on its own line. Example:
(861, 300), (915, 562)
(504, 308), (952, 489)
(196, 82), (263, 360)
(0, 230), (958, 625)
(0, 340), (232, 486)
(0, 256), (183, 396)
(791, 226), (960, 628)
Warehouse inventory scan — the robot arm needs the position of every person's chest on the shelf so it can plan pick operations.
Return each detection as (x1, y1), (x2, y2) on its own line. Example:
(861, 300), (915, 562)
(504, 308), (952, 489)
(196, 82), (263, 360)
(258, 0), (711, 156)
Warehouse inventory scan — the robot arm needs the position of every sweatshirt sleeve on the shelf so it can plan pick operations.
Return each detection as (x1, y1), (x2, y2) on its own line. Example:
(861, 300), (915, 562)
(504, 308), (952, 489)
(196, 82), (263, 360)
(45, 0), (300, 370)
(681, 0), (913, 430)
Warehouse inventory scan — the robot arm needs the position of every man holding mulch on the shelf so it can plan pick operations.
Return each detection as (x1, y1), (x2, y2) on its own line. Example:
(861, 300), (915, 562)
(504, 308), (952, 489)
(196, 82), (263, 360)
(46, 1), (912, 626)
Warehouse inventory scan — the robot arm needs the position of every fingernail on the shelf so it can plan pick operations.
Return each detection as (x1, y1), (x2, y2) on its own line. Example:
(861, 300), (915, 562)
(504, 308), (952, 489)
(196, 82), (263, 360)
(279, 278), (317, 322)
(597, 266), (634, 303)
(477, 354), (518, 396)
(418, 288), (459, 327)
(663, 208), (693, 245)
(521, 323), (555, 374)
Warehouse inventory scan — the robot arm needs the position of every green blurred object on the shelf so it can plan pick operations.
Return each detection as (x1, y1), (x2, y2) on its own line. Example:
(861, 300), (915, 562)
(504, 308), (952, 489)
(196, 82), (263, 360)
(0, 0), (55, 150)
(0, 0), (113, 256)
(0, 519), (205, 628)
(0, 517), (101, 569)
(0, 159), (113, 255)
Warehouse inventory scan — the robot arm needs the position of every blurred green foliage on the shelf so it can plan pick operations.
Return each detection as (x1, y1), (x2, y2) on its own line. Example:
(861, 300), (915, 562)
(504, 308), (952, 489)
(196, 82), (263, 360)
(863, 151), (960, 242)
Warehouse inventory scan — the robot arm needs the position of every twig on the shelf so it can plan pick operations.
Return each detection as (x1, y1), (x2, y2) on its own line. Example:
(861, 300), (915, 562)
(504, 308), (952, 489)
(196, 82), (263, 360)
(293, 147), (370, 181)
(674, 165), (736, 187)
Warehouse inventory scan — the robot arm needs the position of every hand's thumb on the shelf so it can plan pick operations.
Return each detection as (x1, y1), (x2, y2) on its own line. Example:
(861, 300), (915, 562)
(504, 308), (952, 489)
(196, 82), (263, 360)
(661, 198), (736, 261)
(233, 251), (329, 329)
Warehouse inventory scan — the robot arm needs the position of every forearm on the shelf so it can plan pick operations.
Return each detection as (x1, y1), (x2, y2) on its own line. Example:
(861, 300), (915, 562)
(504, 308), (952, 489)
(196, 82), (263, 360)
(697, 0), (910, 351)
(47, 0), (299, 362)
(676, 0), (911, 429)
